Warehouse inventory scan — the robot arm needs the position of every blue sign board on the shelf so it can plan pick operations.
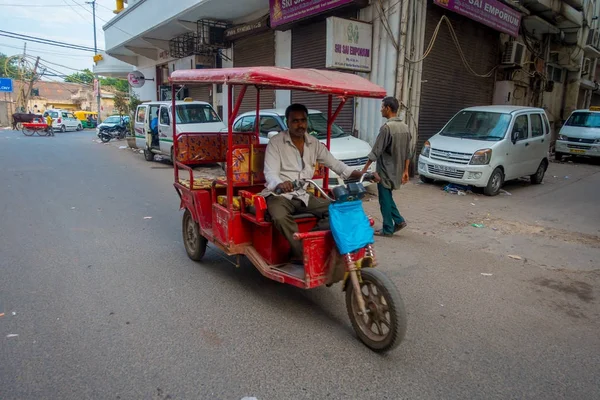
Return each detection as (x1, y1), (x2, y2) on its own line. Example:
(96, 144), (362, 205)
(0, 78), (13, 93)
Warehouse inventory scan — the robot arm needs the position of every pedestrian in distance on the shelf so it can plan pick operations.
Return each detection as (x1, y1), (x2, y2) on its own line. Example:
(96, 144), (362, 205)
(362, 96), (411, 237)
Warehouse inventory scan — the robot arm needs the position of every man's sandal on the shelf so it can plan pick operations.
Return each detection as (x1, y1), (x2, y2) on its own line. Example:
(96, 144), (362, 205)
(374, 229), (394, 237)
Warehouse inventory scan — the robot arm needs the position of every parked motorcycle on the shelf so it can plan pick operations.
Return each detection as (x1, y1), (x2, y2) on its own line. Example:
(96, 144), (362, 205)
(97, 124), (127, 142)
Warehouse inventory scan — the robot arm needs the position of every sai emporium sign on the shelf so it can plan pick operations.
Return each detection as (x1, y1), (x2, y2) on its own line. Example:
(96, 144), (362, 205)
(434, 0), (521, 37)
(270, 0), (354, 28)
(326, 17), (372, 72)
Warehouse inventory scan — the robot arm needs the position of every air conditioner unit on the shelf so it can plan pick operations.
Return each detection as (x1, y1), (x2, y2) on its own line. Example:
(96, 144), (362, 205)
(582, 58), (591, 77)
(502, 41), (526, 66)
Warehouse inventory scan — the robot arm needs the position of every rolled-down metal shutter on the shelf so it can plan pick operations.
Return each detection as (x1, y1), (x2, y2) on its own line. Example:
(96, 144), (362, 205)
(187, 84), (212, 103)
(291, 20), (355, 134)
(233, 31), (276, 114)
(417, 3), (498, 153)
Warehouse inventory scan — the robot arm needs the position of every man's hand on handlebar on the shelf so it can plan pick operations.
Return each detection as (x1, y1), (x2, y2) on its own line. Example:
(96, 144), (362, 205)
(275, 181), (295, 194)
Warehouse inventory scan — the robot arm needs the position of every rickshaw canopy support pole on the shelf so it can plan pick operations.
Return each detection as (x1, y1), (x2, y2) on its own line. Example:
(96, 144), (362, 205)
(325, 96), (347, 191)
(172, 84), (178, 182)
(255, 87), (261, 143)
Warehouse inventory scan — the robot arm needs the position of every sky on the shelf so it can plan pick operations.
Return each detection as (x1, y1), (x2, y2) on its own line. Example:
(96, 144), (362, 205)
(0, 0), (119, 81)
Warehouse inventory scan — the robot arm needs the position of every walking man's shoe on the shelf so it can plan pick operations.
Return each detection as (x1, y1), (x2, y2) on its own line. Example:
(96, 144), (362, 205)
(394, 221), (407, 232)
(374, 229), (394, 237)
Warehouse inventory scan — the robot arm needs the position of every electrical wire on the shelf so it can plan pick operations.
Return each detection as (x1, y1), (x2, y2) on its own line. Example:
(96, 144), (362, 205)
(0, 42), (92, 58)
(0, 3), (74, 6)
(62, 0), (93, 22)
(0, 30), (96, 51)
(0, 30), (98, 52)
(72, 0), (135, 37)
(405, 15), (496, 78)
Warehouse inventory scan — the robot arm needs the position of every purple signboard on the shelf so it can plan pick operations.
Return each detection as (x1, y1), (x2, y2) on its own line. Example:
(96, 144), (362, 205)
(434, 0), (521, 37)
(270, 0), (354, 28)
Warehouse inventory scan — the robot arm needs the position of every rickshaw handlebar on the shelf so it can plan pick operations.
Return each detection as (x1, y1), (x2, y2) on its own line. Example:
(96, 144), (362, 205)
(274, 173), (375, 201)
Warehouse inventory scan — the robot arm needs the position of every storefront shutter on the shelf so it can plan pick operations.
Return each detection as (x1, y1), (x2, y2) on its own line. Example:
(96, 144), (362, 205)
(233, 31), (276, 114)
(417, 3), (498, 153)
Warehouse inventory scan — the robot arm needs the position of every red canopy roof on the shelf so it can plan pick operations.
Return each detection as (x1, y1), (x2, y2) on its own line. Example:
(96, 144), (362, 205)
(169, 67), (387, 99)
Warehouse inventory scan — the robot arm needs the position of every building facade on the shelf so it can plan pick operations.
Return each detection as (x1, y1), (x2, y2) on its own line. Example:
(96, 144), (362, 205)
(96, 0), (600, 161)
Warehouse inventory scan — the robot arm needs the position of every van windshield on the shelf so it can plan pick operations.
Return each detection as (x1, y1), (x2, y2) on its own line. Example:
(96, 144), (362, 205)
(174, 104), (221, 124)
(565, 112), (600, 128)
(440, 111), (512, 141)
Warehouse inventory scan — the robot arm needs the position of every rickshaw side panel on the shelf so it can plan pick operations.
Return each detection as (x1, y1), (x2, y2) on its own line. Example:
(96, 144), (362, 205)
(212, 204), (252, 249)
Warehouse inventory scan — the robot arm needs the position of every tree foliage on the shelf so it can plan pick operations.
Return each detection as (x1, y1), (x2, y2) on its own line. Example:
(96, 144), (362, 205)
(64, 68), (129, 93)
(0, 52), (34, 81)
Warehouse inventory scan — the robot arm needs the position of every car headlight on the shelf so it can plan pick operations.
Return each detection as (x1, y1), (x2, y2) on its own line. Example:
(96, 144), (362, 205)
(421, 140), (431, 157)
(470, 149), (492, 165)
(558, 134), (568, 141)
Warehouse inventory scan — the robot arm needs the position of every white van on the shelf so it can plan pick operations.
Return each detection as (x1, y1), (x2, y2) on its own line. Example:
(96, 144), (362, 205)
(555, 107), (600, 160)
(43, 109), (82, 132)
(134, 100), (226, 162)
(418, 106), (551, 195)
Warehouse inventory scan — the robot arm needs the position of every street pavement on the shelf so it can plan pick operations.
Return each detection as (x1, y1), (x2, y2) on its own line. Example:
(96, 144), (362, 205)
(0, 129), (599, 400)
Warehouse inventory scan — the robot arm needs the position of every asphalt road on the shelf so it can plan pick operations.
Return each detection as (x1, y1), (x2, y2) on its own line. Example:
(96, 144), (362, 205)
(1, 129), (598, 400)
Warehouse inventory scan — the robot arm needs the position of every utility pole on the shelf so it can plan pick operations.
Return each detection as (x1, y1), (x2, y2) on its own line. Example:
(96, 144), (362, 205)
(87, 0), (101, 122)
(23, 56), (40, 112)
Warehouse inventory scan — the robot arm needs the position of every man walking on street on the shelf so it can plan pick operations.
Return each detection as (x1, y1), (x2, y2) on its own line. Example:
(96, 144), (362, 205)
(45, 113), (54, 136)
(362, 96), (411, 237)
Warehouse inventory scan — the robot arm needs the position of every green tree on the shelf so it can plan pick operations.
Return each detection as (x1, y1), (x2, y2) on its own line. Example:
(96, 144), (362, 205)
(64, 68), (129, 94)
(64, 68), (95, 84)
(101, 76), (129, 93)
(0, 52), (34, 80)
(113, 91), (128, 116)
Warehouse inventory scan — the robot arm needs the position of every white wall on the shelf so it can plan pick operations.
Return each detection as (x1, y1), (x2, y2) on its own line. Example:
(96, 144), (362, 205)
(133, 66), (157, 102)
(275, 30), (292, 109)
(356, 1), (401, 145)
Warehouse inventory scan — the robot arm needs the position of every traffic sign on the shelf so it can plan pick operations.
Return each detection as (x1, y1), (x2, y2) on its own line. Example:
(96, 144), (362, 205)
(0, 77), (13, 93)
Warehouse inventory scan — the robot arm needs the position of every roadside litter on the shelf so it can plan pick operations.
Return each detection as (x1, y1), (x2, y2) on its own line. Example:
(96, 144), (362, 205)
(443, 183), (473, 195)
(499, 189), (512, 196)
(508, 255), (523, 260)
(471, 223), (485, 228)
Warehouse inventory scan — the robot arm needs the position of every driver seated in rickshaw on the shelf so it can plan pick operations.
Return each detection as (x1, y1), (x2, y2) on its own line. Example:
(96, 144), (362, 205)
(263, 103), (370, 264)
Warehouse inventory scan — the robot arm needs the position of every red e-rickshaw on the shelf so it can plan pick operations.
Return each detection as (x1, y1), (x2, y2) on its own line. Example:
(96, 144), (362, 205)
(170, 67), (407, 352)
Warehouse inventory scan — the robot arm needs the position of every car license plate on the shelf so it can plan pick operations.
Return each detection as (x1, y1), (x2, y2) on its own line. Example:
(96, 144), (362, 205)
(570, 149), (586, 154)
(432, 165), (457, 173)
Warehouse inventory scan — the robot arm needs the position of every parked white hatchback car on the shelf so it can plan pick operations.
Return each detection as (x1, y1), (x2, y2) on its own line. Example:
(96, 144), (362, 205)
(233, 109), (375, 186)
(418, 106), (551, 195)
(555, 107), (600, 161)
(43, 109), (82, 132)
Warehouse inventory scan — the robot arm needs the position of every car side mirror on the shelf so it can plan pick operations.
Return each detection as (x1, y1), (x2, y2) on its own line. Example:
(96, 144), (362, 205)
(267, 131), (279, 139)
(511, 129), (520, 144)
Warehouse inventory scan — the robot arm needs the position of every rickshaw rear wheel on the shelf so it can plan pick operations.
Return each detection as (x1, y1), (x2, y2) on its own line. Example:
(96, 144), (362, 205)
(346, 269), (407, 352)
(22, 128), (34, 136)
(182, 209), (207, 261)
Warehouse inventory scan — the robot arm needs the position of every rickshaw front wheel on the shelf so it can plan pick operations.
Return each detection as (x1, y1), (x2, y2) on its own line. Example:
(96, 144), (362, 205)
(346, 269), (407, 352)
(182, 209), (207, 261)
